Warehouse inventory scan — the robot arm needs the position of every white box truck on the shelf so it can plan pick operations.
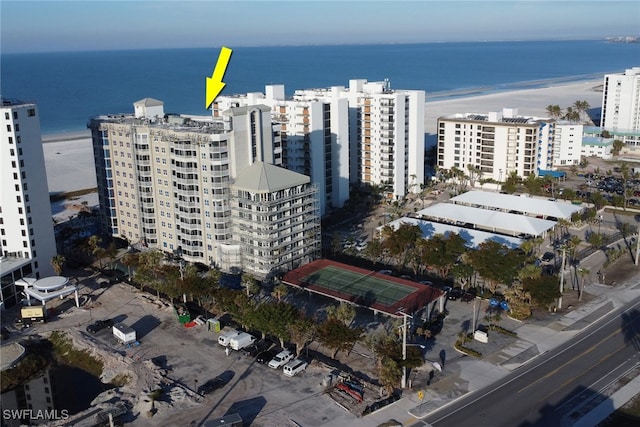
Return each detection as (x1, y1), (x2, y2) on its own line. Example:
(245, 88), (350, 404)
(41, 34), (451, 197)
(228, 332), (256, 351)
(218, 329), (240, 347)
(113, 323), (137, 345)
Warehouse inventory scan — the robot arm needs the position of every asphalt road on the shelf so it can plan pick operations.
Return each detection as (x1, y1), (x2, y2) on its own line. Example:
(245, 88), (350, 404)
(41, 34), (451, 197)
(413, 296), (640, 427)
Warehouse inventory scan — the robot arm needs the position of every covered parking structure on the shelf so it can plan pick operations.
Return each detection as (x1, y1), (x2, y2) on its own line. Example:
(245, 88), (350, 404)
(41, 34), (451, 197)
(378, 217), (524, 249)
(416, 203), (556, 238)
(450, 191), (582, 220)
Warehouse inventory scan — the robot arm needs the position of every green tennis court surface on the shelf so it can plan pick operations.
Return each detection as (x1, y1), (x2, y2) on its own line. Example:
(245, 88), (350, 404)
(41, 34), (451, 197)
(302, 265), (415, 307)
(283, 259), (441, 316)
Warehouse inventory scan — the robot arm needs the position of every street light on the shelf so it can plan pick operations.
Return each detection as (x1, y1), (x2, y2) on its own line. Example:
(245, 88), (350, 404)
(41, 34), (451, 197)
(498, 169), (503, 190)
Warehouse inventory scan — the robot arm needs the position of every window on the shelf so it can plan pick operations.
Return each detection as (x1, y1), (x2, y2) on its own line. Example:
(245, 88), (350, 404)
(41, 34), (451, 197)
(27, 108), (35, 117)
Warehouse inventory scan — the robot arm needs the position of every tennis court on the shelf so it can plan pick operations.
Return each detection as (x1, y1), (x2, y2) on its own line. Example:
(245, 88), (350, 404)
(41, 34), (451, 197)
(283, 259), (442, 317)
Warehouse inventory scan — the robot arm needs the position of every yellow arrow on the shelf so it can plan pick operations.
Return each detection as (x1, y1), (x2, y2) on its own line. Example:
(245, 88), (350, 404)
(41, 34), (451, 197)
(205, 46), (233, 109)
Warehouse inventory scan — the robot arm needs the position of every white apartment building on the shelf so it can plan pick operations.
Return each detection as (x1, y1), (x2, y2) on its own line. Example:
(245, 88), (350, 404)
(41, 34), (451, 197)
(552, 122), (583, 167)
(215, 85), (349, 214)
(437, 108), (558, 182)
(215, 79), (426, 204)
(230, 161), (321, 281)
(0, 99), (57, 308)
(88, 99), (319, 278)
(601, 67), (640, 145)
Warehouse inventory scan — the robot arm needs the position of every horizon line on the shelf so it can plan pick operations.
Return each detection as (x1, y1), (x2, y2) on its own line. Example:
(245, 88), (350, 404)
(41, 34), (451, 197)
(1, 36), (626, 55)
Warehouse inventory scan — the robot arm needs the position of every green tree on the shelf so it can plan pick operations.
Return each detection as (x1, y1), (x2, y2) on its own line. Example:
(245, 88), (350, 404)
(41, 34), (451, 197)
(612, 139), (624, 156)
(241, 273), (260, 297)
(326, 302), (356, 327)
(317, 317), (364, 359)
(451, 262), (474, 289)
(378, 358), (402, 395)
(121, 252), (139, 279)
(545, 104), (562, 119)
(288, 315), (317, 357)
(133, 249), (164, 295)
(572, 100), (591, 122)
(522, 275), (561, 310)
(50, 254), (65, 275)
(468, 241), (525, 292)
(272, 282), (289, 302)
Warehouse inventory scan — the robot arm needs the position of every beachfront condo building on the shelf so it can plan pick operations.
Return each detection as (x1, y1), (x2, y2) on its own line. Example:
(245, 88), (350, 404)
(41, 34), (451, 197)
(88, 99), (320, 280)
(214, 85), (349, 215)
(214, 79), (425, 204)
(601, 67), (640, 145)
(436, 108), (568, 182)
(0, 99), (57, 307)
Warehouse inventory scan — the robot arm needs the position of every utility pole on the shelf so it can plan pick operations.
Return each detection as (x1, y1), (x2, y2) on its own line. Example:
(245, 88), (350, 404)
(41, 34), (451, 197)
(558, 247), (566, 309)
(397, 311), (412, 389)
(635, 232), (640, 266)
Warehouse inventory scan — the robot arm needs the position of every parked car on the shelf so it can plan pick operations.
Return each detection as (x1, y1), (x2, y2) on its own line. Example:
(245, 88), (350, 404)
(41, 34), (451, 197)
(461, 292), (476, 303)
(256, 349), (278, 364)
(541, 252), (555, 262)
(268, 350), (294, 369)
(283, 358), (309, 377)
(447, 287), (464, 300)
(241, 339), (272, 358)
(86, 318), (114, 334)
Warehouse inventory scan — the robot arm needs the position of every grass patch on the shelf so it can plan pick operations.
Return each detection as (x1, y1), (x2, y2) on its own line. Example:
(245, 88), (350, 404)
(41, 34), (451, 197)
(491, 324), (518, 337)
(49, 331), (103, 377)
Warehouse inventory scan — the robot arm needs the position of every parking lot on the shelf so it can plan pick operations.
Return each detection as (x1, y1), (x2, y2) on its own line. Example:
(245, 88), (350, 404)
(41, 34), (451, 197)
(3, 268), (427, 427)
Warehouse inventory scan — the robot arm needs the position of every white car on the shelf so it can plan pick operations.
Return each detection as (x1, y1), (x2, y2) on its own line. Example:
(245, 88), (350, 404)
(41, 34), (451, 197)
(268, 350), (294, 369)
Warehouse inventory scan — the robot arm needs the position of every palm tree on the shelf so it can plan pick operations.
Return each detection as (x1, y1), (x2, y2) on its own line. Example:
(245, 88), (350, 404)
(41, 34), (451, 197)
(50, 254), (65, 275)
(563, 106), (581, 123)
(577, 268), (589, 301)
(545, 104), (563, 119)
(272, 282), (288, 302)
(612, 139), (625, 156)
(572, 100), (591, 122)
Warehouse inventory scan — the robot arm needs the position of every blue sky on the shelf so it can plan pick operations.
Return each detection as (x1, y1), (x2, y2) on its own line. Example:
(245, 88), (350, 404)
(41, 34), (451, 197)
(2, 1), (639, 53)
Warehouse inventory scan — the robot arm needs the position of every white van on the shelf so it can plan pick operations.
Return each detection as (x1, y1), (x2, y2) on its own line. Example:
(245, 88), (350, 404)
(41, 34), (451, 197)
(282, 358), (308, 377)
(218, 329), (240, 347)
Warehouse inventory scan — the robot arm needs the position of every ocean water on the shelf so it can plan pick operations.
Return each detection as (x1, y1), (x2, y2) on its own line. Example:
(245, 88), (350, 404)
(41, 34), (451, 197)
(1, 40), (638, 134)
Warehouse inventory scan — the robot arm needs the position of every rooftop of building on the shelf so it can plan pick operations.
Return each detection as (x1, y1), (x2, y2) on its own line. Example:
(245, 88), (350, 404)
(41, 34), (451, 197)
(89, 113), (227, 134)
(0, 255), (32, 275)
(232, 161), (310, 193)
(0, 98), (35, 108)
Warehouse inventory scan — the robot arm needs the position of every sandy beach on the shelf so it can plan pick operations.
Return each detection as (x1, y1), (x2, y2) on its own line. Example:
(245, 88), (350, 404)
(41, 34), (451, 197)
(41, 80), (606, 195)
(424, 79), (604, 134)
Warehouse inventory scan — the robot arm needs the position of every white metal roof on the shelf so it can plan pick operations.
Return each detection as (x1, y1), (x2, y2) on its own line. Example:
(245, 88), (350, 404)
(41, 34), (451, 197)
(450, 191), (582, 219)
(232, 161), (309, 192)
(378, 217), (524, 249)
(416, 203), (556, 236)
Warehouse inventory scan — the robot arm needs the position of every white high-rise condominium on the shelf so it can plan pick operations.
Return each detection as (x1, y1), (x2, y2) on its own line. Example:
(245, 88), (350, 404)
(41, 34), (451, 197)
(0, 99), (57, 307)
(215, 85), (350, 215)
(601, 67), (640, 145)
(215, 79), (426, 205)
(88, 99), (320, 279)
